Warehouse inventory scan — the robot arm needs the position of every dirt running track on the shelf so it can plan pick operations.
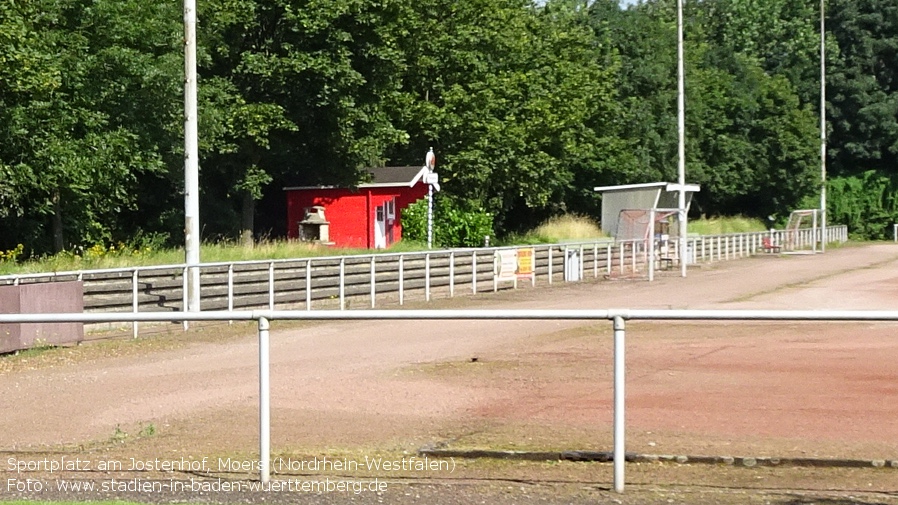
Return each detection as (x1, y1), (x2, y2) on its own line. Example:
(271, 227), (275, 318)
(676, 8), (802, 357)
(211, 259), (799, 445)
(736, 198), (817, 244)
(2, 243), (898, 503)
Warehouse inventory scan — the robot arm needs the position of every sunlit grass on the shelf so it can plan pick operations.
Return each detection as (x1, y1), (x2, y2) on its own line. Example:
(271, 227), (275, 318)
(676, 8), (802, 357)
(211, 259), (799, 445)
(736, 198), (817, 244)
(0, 239), (432, 276)
(688, 215), (767, 235)
(507, 215), (608, 244)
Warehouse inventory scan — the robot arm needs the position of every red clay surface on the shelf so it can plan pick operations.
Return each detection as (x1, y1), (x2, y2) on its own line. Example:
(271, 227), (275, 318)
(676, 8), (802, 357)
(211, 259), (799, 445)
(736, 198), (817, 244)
(2, 243), (898, 465)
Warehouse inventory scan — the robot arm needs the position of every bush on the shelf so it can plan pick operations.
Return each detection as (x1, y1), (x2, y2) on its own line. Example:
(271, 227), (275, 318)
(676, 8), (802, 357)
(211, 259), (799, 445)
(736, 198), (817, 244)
(827, 171), (898, 240)
(402, 197), (494, 248)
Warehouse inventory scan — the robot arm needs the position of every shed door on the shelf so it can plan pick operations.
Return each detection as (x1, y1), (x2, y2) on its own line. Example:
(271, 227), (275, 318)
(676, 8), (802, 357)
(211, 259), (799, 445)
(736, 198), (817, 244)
(374, 205), (386, 249)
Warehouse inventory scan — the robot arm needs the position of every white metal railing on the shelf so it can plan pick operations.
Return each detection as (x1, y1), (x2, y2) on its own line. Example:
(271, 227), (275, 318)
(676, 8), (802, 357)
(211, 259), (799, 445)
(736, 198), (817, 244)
(0, 226), (848, 288)
(0, 226), (849, 336)
(1, 306), (894, 493)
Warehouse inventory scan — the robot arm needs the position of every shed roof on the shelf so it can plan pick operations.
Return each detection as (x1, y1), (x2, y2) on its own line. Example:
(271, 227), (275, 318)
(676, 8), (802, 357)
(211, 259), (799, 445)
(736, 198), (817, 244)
(284, 166), (429, 191)
(594, 182), (700, 193)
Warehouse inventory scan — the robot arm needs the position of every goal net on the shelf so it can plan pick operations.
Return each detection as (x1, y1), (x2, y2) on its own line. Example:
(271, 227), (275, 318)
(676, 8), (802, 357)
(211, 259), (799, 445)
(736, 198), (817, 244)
(615, 209), (679, 243)
(784, 209), (818, 252)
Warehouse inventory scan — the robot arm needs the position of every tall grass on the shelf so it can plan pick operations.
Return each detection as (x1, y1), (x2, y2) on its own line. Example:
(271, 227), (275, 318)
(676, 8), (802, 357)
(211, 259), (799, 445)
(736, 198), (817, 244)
(688, 216), (767, 235)
(509, 215), (608, 244)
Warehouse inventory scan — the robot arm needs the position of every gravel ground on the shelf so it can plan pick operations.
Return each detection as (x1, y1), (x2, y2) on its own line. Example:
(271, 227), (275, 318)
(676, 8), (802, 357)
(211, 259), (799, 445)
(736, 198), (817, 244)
(3, 242), (898, 504)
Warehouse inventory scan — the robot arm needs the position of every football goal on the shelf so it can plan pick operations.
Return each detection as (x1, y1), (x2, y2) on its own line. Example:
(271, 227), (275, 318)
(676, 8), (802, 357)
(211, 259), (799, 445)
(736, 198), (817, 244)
(615, 209), (680, 279)
(784, 209), (819, 253)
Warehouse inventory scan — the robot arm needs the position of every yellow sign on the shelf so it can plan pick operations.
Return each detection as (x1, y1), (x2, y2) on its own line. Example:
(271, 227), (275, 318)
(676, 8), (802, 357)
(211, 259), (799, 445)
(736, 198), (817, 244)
(516, 248), (534, 279)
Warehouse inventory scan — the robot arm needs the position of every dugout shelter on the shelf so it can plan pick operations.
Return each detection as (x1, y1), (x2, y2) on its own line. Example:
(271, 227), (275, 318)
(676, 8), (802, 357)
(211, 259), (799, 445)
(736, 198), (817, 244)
(594, 182), (700, 239)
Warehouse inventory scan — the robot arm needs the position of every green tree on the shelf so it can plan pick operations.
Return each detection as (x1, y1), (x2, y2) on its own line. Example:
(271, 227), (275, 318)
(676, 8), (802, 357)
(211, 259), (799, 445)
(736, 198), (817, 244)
(591, 0), (818, 221)
(0, 0), (176, 253)
(827, 0), (898, 177)
(200, 0), (410, 242)
(389, 0), (623, 233)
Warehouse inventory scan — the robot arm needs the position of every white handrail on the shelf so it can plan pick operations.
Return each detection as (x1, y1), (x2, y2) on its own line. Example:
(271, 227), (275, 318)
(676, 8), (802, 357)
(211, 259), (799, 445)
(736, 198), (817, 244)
(2, 306), (895, 492)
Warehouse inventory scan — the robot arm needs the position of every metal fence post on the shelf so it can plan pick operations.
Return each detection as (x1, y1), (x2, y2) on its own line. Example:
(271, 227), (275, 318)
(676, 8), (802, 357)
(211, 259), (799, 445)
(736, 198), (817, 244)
(548, 247), (554, 284)
(449, 252), (455, 297)
(339, 258), (346, 310)
(593, 244), (599, 278)
(370, 257), (376, 309)
(618, 243), (624, 275)
(182, 266), (189, 331)
(132, 269), (139, 338)
(258, 316), (270, 484)
(305, 260), (312, 311)
(606, 244), (612, 274)
(268, 262), (275, 310)
(228, 264), (234, 324)
(399, 255), (405, 305)
(612, 315), (626, 493)
(580, 245), (585, 280)
(425, 253), (431, 302)
(472, 252), (477, 294)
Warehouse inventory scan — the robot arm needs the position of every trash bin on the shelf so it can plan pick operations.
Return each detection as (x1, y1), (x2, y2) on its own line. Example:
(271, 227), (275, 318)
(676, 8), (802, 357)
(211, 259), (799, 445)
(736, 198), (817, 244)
(564, 248), (582, 282)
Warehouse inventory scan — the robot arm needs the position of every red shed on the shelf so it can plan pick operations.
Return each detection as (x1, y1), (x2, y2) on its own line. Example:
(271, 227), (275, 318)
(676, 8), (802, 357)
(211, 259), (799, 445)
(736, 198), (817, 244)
(284, 166), (433, 249)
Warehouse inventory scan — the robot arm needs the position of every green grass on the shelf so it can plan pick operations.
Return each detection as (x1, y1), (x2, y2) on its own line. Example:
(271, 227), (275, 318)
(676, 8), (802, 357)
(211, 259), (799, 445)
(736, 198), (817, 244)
(688, 215), (767, 235)
(0, 239), (433, 276)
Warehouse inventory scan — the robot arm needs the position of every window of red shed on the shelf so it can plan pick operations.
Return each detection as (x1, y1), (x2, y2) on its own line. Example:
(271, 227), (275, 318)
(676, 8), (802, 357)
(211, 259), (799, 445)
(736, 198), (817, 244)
(387, 199), (395, 221)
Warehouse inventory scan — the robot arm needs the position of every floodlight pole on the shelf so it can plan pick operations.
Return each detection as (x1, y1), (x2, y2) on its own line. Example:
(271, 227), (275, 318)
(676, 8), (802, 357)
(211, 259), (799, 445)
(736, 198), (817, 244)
(819, 0), (827, 253)
(677, 0), (687, 277)
(184, 0), (201, 311)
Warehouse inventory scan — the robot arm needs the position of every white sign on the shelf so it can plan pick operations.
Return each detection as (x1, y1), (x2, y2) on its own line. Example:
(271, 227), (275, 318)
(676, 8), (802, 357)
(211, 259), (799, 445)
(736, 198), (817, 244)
(494, 250), (518, 284)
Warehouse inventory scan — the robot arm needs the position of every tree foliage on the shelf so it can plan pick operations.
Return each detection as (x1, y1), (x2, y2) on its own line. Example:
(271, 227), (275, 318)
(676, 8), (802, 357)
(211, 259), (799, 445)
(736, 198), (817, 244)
(1, 0), (896, 256)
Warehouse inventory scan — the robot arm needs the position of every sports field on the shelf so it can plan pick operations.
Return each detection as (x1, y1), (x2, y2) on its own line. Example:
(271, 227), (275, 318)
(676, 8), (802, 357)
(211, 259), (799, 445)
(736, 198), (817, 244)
(2, 243), (898, 504)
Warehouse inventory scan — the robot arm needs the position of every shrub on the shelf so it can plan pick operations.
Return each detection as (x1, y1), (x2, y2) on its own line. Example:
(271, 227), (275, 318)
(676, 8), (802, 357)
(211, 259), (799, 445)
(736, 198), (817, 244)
(402, 197), (494, 248)
(827, 171), (898, 240)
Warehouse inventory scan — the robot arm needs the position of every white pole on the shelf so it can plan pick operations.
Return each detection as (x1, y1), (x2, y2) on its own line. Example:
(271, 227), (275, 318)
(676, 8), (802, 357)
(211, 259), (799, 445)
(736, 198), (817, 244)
(820, 0), (827, 253)
(258, 316), (270, 483)
(812, 211), (818, 253)
(449, 252), (455, 297)
(268, 262), (275, 310)
(132, 269), (139, 338)
(427, 182), (434, 250)
(305, 260), (312, 311)
(472, 252), (477, 294)
(677, 0), (687, 278)
(182, 266), (189, 330)
(339, 258), (345, 310)
(612, 316), (626, 493)
(425, 253), (431, 301)
(399, 256), (404, 305)
(425, 148), (436, 251)
(370, 257), (376, 308)
(648, 210), (656, 282)
(184, 0), (201, 312)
